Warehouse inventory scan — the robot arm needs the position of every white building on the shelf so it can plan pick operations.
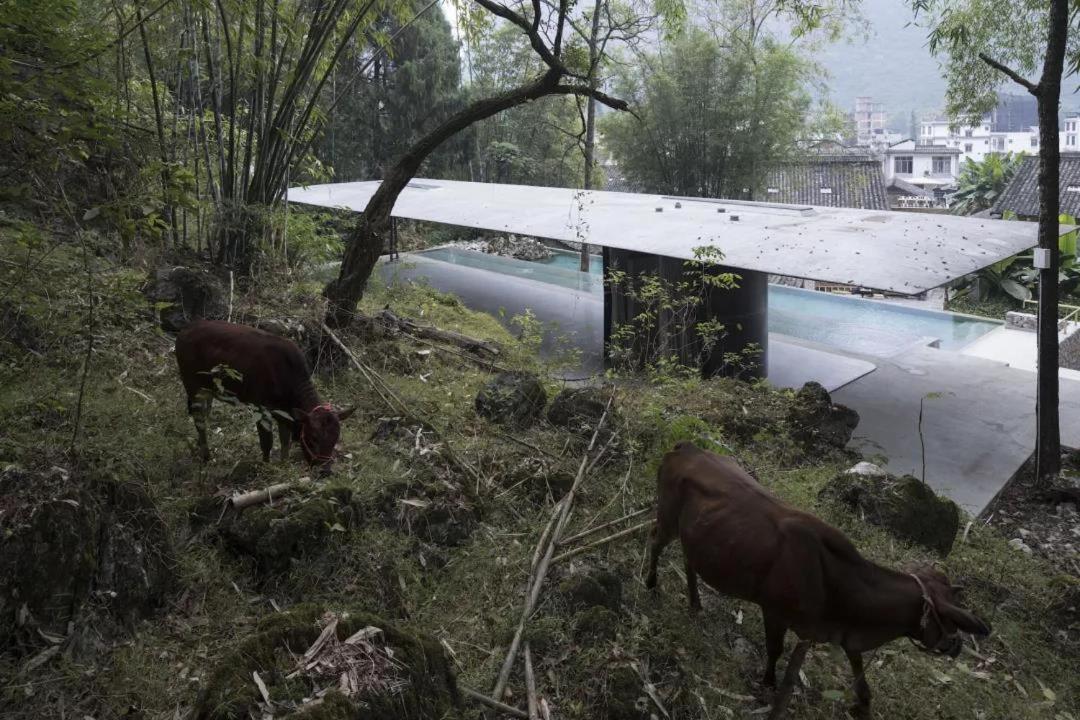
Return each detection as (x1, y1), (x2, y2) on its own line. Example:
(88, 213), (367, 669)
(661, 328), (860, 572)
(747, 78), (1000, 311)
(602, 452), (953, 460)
(1063, 116), (1080, 149)
(920, 118), (1040, 165)
(852, 97), (888, 146)
(882, 140), (961, 191)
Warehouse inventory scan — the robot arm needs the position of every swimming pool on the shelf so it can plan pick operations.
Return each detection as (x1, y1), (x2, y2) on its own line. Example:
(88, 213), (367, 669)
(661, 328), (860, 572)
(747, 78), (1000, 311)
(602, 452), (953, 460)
(418, 246), (1001, 356)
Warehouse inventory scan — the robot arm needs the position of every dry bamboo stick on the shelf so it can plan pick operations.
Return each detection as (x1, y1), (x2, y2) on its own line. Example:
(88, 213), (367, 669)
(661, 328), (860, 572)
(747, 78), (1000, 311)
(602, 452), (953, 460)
(229, 480), (306, 510)
(767, 640), (811, 720)
(531, 500), (564, 572)
(322, 323), (481, 486)
(492, 394), (614, 700)
(551, 519), (654, 564)
(461, 686), (528, 719)
(558, 507), (653, 547)
(524, 643), (539, 720)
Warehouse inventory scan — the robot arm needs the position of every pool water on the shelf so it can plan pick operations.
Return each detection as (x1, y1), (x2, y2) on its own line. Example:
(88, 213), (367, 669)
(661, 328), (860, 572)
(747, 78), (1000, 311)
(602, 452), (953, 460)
(768, 285), (1000, 355)
(419, 246), (1001, 356)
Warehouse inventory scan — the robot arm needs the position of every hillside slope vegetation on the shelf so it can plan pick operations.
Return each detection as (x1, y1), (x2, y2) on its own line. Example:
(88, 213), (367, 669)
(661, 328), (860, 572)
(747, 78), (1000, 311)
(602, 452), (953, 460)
(1, 228), (1078, 720)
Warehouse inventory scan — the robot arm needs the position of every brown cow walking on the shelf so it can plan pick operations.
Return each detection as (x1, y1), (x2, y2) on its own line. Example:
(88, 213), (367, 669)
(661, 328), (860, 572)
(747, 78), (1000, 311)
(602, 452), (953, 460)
(175, 320), (354, 474)
(645, 442), (990, 718)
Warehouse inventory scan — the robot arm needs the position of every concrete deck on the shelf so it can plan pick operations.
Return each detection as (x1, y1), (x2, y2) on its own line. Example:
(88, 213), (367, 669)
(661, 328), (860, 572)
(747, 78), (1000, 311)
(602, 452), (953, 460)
(832, 345), (1080, 514)
(376, 254), (1080, 515)
(961, 324), (1080, 381)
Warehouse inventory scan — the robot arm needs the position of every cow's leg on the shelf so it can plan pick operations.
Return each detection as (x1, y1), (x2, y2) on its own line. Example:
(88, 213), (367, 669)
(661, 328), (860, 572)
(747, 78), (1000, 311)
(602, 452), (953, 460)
(845, 648), (871, 719)
(685, 556), (701, 613)
(762, 611), (787, 687)
(645, 522), (676, 590)
(190, 390), (213, 461)
(257, 420), (273, 462)
(276, 418), (292, 462)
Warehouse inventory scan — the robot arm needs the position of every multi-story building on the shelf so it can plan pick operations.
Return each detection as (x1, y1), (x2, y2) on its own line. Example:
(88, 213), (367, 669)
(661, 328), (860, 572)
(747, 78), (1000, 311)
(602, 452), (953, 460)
(882, 140), (961, 192)
(919, 117), (1039, 165)
(852, 96), (887, 146)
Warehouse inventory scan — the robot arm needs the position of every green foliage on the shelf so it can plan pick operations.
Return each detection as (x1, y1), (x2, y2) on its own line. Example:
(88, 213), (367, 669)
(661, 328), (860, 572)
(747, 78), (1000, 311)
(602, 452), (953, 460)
(602, 27), (814, 196)
(913, 0), (1080, 123)
(951, 152), (1025, 216)
(318, 0), (465, 182)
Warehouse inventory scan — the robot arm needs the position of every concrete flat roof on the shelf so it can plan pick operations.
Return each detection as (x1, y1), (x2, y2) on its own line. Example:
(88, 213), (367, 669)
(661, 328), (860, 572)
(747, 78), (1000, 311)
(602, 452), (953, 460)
(288, 178), (1054, 295)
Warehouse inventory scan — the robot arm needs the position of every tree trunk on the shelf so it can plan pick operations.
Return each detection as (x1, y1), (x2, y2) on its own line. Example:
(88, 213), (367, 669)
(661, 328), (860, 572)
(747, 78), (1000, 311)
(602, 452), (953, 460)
(1033, 0), (1069, 481)
(580, 0), (603, 273)
(324, 72), (566, 327)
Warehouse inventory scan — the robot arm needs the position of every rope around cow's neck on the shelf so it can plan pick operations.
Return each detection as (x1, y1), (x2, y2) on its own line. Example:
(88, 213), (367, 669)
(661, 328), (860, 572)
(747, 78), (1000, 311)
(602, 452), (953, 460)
(908, 572), (948, 653)
(299, 403), (335, 463)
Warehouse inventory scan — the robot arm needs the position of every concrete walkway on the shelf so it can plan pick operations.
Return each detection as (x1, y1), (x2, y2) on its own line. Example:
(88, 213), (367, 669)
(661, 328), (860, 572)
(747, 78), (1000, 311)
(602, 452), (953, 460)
(378, 253), (1080, 515)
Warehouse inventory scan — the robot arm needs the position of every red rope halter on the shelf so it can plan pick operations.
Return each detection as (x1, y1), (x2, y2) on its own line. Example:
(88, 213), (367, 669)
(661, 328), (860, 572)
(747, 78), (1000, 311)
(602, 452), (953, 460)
(299, 403), (335, 463)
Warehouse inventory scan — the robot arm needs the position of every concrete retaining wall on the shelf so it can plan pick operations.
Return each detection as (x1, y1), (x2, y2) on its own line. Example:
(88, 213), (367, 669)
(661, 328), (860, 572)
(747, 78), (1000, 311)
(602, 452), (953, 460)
(1006, 311), (1080, 370)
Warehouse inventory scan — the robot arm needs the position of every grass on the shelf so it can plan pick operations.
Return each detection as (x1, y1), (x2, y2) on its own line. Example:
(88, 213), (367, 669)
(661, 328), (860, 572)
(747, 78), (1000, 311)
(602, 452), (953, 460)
(1, 230), (1078, 719)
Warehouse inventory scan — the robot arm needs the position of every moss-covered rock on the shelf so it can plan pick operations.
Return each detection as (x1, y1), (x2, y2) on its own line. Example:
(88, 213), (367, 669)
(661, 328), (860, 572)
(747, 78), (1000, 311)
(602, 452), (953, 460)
(819, 469), (960, 555)
(221, 491), (351, 576)
(370, 480), (478, 547)
(548, 387), (617, 439)
(787, 381), (859, 451)
(574, 606), (619, 640)
(0, 466), (173, 656)
(475, 371), (547, 427)
(559, 568), (623, 611)
(195, 604), (461, 720)
(602, 663), (646, 720)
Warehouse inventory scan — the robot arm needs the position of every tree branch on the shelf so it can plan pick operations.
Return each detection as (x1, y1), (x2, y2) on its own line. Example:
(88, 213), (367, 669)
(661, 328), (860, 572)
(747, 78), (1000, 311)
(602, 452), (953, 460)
(550, 83), (631, 113)
(979, 53), (1039, 94)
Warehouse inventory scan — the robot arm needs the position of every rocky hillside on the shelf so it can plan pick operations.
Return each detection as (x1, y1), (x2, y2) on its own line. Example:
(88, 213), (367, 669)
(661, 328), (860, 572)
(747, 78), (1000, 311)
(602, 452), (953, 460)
(1, 228), (1078, 719)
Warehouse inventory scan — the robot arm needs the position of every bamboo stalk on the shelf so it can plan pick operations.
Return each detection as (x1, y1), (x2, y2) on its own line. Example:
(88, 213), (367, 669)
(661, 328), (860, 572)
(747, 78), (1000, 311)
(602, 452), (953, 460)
(524, 643), (539, 720)
(558, 507), (652, 547)
(491, 394), (614, 700)
(551, 519), (654, 564)
(229, 479), (306, 510)
(461, 687), (528, 719)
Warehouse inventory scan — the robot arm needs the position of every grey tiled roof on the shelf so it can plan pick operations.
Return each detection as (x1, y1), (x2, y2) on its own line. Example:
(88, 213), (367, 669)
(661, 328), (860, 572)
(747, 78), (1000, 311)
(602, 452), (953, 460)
(992, 152), (1080, 218)
(756, 158), (889, 210)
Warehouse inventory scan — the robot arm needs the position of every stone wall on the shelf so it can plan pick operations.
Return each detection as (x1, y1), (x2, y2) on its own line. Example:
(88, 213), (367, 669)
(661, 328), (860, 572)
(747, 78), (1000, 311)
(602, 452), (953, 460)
(1006, 311), (1080, 370)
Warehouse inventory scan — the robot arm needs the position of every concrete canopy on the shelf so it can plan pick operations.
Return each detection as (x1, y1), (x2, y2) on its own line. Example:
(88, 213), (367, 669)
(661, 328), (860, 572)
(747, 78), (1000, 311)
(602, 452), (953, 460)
(287, 178), (1053, 295)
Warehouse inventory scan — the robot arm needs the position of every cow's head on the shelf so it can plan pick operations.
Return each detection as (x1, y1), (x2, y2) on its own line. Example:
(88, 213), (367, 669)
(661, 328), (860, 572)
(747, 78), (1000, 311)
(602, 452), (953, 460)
(908, 567), (991, 657)
(294, 404), (356, 475)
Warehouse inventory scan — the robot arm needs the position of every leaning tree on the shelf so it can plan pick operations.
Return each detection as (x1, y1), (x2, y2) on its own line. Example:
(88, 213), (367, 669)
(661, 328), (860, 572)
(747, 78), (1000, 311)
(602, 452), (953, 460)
(322, 0), (635, 327)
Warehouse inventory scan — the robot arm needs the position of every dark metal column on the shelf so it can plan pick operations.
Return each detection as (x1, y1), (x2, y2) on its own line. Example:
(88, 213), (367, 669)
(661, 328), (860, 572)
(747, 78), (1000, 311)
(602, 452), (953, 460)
(603, 248), (768, 379)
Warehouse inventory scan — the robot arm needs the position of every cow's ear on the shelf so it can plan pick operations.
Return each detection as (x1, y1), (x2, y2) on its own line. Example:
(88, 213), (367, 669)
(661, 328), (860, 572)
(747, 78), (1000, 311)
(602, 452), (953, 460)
(292, 408), (308, 422)
(940, 602), (991, 636)
(337, 406), (356, 422)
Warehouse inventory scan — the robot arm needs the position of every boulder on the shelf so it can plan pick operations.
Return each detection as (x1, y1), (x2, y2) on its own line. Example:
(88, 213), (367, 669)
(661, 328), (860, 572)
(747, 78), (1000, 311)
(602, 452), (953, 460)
(574, 605), (619, 640)
(475, 372), (547, 427)
(787, 381), (859, 450)
(148, 266), (226, 332)
(195, 604), (461, 720)
(819, 467), (960, 555)
(548, 387), (616, 438)
(221, 490), (353, 576)
(0, 466), (173, 657)
(558, 567), (623, 611)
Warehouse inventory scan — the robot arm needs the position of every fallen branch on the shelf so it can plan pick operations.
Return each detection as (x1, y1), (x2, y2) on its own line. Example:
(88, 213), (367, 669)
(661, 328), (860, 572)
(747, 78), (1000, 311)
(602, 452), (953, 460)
(551, 519), (654, 564)
(492, 393), (614, 700)
(524, 643), (540, 720)
(374, 308), (501, 357)
(558, 507), (653, 547)
(322, 323), (481, 487)
(496, 430), (561, 460)
(461, 686), (529, 719)
(767, 640), (811, 720)
(229, 480), (309, 510)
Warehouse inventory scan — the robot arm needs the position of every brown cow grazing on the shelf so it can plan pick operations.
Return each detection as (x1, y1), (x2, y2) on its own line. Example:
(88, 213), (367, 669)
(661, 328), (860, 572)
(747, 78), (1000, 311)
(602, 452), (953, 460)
(175, 320), (354, 474)
(645, 442), (990, 719)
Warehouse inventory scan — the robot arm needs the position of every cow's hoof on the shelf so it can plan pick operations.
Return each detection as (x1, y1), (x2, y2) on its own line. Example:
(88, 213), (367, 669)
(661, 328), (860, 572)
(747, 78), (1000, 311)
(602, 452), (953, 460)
(848, 703), (870, 719)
